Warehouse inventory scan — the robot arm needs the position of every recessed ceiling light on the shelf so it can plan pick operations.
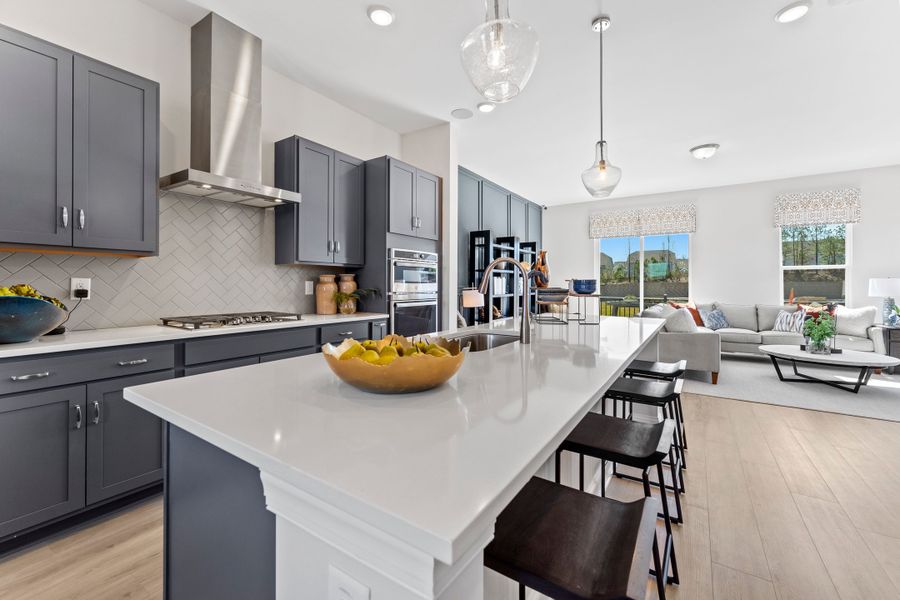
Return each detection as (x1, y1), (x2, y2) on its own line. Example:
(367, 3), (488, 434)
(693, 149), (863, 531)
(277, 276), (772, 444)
(477, 102), (495, 113)
(367, 6), (394, 27)
(775, 1), (811, 23)
(451, 108), (474, 120)
(690, 143), (720, 160)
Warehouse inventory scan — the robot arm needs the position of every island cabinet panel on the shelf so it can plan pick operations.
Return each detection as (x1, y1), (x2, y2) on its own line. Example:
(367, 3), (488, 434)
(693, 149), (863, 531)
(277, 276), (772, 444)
(166, 425), (275, 600)
(85, 370), (173, 505)
(0, 386), (86, 539)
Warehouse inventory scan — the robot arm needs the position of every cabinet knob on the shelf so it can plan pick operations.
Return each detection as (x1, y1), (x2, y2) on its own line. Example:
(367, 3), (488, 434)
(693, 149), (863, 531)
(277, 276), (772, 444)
(61, 206), (69, 229)
(91, 401), (101, 425)
(335, 241), (341, 254)
(74, 404), (83, 430)
(77, 209), (86, 230)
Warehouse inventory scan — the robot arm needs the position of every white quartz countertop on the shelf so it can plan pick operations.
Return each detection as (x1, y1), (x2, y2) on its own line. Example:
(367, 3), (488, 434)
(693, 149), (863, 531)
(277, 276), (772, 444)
(124, 317), (664, 564)
(0, 313), (388, 360)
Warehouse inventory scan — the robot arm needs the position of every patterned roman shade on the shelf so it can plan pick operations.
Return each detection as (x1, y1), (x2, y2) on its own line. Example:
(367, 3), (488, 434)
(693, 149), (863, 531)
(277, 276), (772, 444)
(589, 204), (696, 239)
(774, 188), (861, 227)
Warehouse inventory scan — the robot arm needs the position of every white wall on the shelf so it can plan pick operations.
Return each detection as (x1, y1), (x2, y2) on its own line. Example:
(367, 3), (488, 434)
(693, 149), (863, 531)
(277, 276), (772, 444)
(544, 165), (900, 313)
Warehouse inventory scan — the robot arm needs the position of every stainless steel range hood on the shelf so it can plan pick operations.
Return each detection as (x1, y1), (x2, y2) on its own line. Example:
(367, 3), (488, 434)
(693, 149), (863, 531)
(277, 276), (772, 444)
(160, 13), (301, 207)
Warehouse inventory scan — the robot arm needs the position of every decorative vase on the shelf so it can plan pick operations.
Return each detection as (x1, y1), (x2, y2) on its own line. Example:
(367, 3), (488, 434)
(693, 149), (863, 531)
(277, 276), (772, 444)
(534, 250), (550, 289)
(338, 274), (358, 315)
(808, 339), (832, 355)
(316, 274), (338, 315)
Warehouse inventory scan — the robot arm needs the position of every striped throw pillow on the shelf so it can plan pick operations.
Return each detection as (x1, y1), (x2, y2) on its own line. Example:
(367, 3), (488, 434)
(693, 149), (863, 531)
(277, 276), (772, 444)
(773, 309), (804, 333)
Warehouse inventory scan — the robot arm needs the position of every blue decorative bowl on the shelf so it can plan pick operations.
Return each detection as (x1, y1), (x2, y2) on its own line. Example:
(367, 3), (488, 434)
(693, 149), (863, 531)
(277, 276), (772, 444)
(0, 296), (68, 344)
(572, 279), (597, 295)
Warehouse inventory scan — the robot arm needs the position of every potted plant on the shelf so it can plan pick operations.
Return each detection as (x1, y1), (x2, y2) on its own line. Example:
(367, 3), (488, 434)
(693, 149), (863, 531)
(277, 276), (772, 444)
(333, 288), (378, 315)
(890, 304), (900, 327)
(803, 313), (836, 354)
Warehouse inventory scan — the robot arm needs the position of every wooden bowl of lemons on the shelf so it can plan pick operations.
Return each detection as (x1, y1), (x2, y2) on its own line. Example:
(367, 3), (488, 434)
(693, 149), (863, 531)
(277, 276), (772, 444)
(322, 334), (467, 394)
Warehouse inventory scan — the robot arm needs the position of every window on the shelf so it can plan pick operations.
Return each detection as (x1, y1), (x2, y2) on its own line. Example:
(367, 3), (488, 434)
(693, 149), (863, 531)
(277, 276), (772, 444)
(780, 224), (848, 305)
(598, 233), (690, 314)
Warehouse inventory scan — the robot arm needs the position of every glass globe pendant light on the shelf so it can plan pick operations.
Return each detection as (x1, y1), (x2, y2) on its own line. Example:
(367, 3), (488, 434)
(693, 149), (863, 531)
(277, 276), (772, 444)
(460, 0), (539, 103)
(581, 16), (622, 199)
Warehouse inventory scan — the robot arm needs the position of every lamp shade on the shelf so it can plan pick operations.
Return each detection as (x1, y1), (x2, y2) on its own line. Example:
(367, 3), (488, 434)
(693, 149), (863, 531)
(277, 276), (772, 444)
(868, 278), (900, 297)
(462, 289), (485, 308)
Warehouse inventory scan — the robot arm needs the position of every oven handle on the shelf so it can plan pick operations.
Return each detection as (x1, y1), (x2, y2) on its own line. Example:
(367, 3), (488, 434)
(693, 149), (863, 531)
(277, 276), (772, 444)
(392, 260), (438, 270)
(391, 300), (438, 308)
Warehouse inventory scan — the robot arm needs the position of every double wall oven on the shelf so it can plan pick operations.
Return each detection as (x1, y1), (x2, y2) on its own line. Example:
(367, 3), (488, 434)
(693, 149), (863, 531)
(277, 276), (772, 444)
(389, 249), (438, 336)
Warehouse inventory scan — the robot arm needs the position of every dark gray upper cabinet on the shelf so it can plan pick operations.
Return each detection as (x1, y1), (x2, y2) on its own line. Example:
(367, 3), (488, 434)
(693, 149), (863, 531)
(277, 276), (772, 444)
(0, 25), (159, 255)
(274, 137), (364, 266)
(85, 370), (173, 505)
(334, 153), (365, 265)
(509, 194), (527, 240)
(481, 181), (509, 236)
(458, 171), (481, 288)
(527, 201), (543, 248)
(388, 159), (417, 237)
(73, 56), (159, 253)
(415, 170), (440, 241)
(0, 386), (86, 539)
(0, 26), (73, 247)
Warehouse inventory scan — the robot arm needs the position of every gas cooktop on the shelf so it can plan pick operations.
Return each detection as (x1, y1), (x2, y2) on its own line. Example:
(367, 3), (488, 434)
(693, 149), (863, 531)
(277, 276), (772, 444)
(160, 312), (302, 330)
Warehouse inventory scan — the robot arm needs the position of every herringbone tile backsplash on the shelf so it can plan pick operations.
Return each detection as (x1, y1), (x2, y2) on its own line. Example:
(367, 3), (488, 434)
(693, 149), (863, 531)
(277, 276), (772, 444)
(0, 194), (337, 330)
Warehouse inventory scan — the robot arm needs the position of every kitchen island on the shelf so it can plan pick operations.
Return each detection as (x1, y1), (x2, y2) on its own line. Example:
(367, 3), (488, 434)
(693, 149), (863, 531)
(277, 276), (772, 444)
(124, 316), (665, 600)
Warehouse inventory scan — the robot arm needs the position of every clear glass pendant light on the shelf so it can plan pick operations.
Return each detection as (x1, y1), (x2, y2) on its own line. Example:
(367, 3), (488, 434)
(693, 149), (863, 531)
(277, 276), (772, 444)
(460, 0), (539, 103)
(581, 17), (622, 198)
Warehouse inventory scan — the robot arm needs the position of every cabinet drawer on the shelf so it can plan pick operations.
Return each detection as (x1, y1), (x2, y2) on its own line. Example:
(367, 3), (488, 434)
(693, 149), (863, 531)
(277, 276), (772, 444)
(183, 357), (259, 377)
(0, 344), (174, 396)
(890, 330), (900, 342)
(260, 347), (317, 363)
(184, 327), (317, 366)
(320, 321), (371, 345)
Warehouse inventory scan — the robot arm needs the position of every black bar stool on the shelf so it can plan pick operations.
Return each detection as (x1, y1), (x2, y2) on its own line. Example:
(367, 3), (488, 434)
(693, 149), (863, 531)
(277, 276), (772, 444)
(555, 414), (680, 586)
(624, 359), (688, 451)
(604, 377), (687, 505)
(485, 477), (665, 600)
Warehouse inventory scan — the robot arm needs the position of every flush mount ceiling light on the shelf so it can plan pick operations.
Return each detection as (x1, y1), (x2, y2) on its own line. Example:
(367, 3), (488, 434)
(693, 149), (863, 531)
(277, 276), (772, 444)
(581, 16), (622, 199)
(775, 1), (811, 23)
(477, 102), (496, 113)
(690, 143), (720, 160)
(367, 5), (394, 26)
(460, 0), (540, 104)
(451, 108), (474, 119)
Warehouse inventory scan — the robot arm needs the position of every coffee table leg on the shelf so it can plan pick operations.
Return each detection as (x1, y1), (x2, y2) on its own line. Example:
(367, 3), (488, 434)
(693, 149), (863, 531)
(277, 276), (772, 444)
(767, 357), (872, 394)
(770, 356), (787, 381)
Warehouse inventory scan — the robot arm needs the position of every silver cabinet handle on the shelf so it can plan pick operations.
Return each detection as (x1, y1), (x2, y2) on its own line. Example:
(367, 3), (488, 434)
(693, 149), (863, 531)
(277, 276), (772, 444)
(74, 404), (83, 430)
(91, 401), (101, 425)
(411, 216), (417, 229)
(117, 358), (148, 367)
(327, 240), (334, 253)
(338, 330), (354, 336)
(61, 206), (69, 228)
(417, 217), (422, 228)
(11, 371), (51, 382)
(77, 209), (85, 230)
(335, 241), (341, 254)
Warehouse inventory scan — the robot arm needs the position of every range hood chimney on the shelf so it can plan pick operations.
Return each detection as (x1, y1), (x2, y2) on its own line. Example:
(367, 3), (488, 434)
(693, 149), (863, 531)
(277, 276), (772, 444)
(159, 13), (301, 207)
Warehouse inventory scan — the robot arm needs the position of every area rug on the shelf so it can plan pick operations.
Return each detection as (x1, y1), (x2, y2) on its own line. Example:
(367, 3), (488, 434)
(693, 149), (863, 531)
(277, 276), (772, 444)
(683, 354), (900, 422)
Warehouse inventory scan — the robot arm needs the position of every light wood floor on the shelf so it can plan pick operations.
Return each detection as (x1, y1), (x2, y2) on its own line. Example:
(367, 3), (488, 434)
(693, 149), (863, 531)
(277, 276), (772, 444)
(3, 394), (900, 600)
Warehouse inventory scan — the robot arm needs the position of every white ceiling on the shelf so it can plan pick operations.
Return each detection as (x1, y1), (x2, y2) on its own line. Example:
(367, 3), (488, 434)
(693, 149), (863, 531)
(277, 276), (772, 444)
(141, 0), (900, 205)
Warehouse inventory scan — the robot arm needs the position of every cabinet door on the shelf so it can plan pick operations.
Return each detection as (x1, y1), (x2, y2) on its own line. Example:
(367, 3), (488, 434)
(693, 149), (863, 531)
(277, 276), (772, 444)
(0, 26), (73, 246)
(458, 171), (481, 288)
(333, 152), (365, 265)
(388, 159), (417, 237)
(85, 370), (173, 505)
(295, 138), (335, 264)
(414, 170), (440, 240)
(0, 386), (85, 539)
(509, 194), (527, 240)
(527, 201), (543, 247)
(481, 181), (509, 237)
(72, 56), (158, 253)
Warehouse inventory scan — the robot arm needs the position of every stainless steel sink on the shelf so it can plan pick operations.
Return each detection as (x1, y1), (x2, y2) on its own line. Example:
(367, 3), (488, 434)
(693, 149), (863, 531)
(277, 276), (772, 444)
(451, 332), (519, 352)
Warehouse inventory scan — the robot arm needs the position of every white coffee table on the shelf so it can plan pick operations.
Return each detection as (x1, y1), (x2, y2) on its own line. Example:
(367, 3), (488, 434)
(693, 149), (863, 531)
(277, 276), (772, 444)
(759, 344), (900, 394)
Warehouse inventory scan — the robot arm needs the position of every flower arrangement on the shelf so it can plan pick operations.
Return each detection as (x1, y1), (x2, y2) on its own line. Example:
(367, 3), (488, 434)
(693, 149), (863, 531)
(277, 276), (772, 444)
(803, 313), (836, 354)
(890, 304), (900, 327)
(332, 288), (378, 315)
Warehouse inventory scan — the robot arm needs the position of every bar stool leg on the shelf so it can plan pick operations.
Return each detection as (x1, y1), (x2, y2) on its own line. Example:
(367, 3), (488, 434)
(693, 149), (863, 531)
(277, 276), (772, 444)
(651, 532), (667, 600)
(519, 582), (526, 600)
(674, 392), (688, 450)
(668, 401), (687, 472)
(656, 462), (680, 585)
(554, 449), (561, 485)
(579, 454), (585, 492)
(600, 458), (606, 497)
(668, 447), (684, 523)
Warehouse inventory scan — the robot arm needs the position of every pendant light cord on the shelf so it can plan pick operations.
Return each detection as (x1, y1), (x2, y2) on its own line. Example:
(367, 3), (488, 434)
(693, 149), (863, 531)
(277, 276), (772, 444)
(599, 24), (605, 142)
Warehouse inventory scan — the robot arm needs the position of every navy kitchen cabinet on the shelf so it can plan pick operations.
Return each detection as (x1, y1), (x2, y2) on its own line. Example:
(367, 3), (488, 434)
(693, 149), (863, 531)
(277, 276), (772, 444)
(365, 156), (441, 242)
(509, 193), (528, 240)
(527, 200), (543, 249)
(274, 137), (365, 267)
(0, 24), (159, 256)
(415, 169), (440, 240)
(480, 180), (510, 237)
(458, 170), (481, 288)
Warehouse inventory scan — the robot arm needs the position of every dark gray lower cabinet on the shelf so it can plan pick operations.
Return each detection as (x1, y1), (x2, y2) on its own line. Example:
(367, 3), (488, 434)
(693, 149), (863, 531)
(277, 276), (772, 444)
(0, 386), (86, 539)
(183, 356), (259, 377)
(85, 370), (173, 505)
(260, 347), (316, 363)
(370, 320), (388, 340)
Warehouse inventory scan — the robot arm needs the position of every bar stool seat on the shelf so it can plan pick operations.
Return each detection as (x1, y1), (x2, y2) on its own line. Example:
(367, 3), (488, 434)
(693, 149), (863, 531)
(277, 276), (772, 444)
(485, 477), (663, 600)
(625, 359), (687, 381)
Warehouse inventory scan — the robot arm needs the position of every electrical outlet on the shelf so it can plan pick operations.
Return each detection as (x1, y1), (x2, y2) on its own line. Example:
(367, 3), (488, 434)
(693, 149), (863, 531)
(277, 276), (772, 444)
(327, 566), (369, 600)
(70, 277), (91, 300)
(305, 280), (315, 295)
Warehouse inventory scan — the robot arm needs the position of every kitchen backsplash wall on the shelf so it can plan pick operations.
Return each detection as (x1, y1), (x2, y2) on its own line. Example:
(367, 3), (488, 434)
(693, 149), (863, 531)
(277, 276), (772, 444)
(0, 194), (337, 330)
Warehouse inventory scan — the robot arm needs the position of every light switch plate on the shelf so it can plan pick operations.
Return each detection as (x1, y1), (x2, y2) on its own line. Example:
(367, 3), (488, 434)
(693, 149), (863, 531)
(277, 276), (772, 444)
(328, 565), (370, 600)
(305, 281), (315, 295)
(70, 277), (92, 300)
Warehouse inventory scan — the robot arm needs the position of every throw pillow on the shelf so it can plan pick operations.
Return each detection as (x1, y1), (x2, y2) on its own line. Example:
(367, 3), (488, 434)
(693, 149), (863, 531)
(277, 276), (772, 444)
(773, 309), (805, 333)
(666, 308), (699, 333)
(799, 303), (836, 319)
(669, 301), (704, 326)
(642, 303), (676, 320)
(700, 308), (729, 331)
(834, 305), (877, 338)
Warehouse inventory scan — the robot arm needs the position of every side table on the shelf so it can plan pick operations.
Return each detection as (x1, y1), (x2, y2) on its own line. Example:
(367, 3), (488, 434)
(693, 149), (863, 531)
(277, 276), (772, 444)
(877, 325), (900, 374)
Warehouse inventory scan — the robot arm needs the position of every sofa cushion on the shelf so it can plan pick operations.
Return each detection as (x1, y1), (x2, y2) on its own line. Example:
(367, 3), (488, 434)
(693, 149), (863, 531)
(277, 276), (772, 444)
(760, 330), (805, 345)
(716, 303), (759, 331)
(666, 308), (699, 333)
(717, 328), (762, 344)
(758, 304), (798, 331)
(834, 334), (875, 352)
(834, 305), (876, 338)
(700, 308), (729, 330)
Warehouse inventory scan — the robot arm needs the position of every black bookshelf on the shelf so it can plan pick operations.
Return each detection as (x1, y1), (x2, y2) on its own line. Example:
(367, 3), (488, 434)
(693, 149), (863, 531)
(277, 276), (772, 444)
(465, 231), (539, 324)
